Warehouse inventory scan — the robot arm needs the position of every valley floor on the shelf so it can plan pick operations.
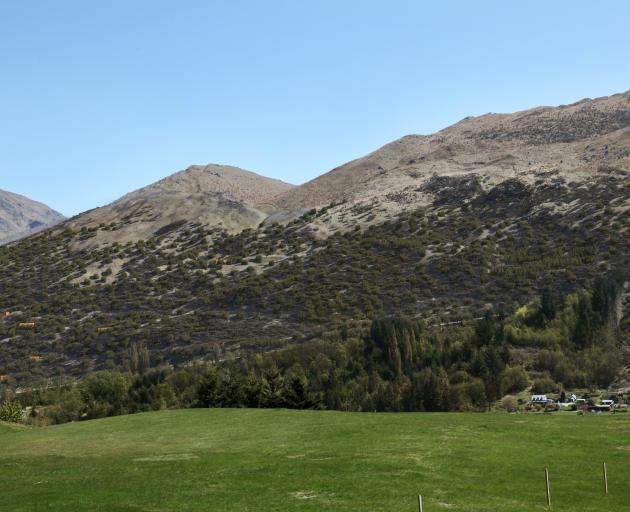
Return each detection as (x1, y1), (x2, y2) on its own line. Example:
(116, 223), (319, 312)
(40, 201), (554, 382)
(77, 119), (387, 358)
(1, 409), (629, 511)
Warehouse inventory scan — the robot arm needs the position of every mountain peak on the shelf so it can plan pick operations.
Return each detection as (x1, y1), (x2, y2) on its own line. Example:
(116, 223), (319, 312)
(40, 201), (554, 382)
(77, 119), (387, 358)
(69, 163), (295, 247)
(121, 164), (294, 207)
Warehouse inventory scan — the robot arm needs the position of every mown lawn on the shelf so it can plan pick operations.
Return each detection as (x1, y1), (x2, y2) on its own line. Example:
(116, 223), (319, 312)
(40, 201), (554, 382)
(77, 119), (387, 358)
(1, 409), (629, 511)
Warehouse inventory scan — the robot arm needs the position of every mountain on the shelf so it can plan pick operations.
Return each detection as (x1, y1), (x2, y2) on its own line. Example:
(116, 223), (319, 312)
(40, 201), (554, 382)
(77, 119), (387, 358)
(0, 189), (65, 245)
(0, 91), (629, 391)
(266, 90), (630, 232)
(66, 91), (630, 245)
(69, 164), (294, 248)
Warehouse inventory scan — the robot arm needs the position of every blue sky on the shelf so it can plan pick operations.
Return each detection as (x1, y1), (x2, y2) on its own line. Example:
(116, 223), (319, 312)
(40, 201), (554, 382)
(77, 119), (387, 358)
(1, 1), (629, 216)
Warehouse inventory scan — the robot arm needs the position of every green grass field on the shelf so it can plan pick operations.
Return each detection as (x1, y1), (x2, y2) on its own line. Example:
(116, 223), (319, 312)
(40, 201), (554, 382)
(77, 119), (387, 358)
(1, 409), (629, 511)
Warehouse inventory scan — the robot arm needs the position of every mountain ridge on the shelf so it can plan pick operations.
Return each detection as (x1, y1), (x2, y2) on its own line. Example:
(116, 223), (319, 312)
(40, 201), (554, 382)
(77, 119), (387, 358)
(264, 90), (630, 233)
(37, 89), (630, 247)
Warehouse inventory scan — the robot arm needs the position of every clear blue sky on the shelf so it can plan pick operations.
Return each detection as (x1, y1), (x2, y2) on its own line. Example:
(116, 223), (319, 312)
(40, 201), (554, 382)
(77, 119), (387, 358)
(1, 1), (629, 216)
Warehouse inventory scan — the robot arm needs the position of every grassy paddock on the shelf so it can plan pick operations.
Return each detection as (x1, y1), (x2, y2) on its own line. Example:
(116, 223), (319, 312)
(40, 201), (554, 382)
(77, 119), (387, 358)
(1, 409), (629, 511)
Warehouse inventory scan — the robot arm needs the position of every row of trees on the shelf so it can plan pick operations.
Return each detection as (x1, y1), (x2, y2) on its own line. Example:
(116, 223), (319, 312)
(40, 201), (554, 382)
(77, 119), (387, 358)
(4, 363), (323, 425)
(197, 368), (321, 409)
(5, 367), (203, 424)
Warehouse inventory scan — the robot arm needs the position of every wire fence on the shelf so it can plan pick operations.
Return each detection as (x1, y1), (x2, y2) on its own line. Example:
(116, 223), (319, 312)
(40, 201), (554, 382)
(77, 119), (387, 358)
(417, 462), (613, 511)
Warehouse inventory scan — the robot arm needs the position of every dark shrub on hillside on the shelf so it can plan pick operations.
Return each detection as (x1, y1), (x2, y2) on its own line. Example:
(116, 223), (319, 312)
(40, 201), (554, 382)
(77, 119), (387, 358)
(531, 375), (559, 394)
(500, 367), (529, 395)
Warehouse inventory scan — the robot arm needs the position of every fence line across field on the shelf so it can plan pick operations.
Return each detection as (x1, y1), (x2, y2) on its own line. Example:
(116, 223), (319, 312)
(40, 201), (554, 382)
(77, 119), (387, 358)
(417, 462), (611, 510)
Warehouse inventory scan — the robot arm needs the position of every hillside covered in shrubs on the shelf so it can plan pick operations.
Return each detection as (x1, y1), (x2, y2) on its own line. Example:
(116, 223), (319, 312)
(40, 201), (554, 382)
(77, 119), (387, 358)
(2, 272), (624, 423)
(1, 172), (629, 393)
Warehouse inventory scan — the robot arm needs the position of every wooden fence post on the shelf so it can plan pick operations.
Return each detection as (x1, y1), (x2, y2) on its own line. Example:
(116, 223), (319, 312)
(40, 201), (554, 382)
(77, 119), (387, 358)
(545, 467), (551, 508)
